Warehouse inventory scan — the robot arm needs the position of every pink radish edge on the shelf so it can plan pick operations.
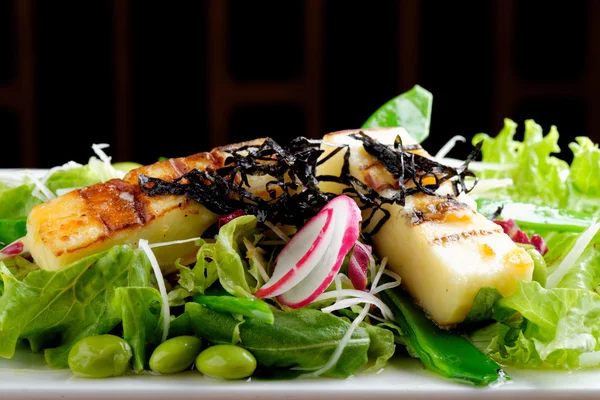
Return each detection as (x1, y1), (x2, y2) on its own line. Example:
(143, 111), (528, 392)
(348, 242), (372, 291)
(277, 196), (362, 308)
(0, 239), (26, 261)
(255, 208), (335, 299)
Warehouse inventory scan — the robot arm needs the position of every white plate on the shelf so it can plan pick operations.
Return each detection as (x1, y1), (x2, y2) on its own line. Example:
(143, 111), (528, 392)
(2, 347), (600, 400)
(1, 169), (599, 399)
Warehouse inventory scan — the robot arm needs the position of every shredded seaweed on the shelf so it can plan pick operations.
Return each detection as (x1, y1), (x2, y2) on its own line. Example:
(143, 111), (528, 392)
(139, 132), (481, 238)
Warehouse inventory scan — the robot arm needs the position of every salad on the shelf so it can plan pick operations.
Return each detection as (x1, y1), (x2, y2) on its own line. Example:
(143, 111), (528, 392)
(1, 85), (600, 387)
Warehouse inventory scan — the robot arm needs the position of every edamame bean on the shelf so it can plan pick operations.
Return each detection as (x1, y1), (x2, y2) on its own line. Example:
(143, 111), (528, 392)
(195, 345), (257, 380)
(527, 248), (547, 287)
(68, 334), (132, 378)
(149, 335), (203, 374)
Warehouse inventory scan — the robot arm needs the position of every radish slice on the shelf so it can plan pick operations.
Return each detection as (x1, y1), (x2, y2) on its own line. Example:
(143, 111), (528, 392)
(277, 195), (362, 308)
(255, 207), (336, 299)
(0, 239), (25, 261)
(348, 241), (372, 291)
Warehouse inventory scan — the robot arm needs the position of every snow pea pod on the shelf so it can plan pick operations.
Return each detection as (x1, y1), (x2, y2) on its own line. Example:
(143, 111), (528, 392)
(0, 217), (26, 246)
(476, 198), (593, 233)
(380, 288), (505, 386)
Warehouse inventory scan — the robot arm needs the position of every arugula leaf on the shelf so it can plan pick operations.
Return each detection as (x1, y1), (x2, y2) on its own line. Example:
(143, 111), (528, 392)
(185, 302), (370, 378)
(362, 85), (433, 143)
(111, 287), (163, 371)
(0, 245), (151, 368)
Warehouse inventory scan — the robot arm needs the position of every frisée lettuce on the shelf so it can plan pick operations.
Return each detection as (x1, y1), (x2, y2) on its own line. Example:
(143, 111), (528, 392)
(462, 119), (600, 370)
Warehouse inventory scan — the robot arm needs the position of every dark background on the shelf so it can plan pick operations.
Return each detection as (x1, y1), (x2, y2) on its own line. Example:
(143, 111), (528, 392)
(1, 1), (599, 169)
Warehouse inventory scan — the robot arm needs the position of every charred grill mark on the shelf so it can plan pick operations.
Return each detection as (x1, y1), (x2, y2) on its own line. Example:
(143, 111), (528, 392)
(80, 180), (148, 232)
(409, 198), (475, 225)
(430, 228), (502, 245)
(169, 158), (189, 177)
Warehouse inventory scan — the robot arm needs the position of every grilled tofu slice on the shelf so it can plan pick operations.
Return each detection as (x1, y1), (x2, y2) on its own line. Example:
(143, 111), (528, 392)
(318, 127), (534, 326)
(23, 139), (270, 273)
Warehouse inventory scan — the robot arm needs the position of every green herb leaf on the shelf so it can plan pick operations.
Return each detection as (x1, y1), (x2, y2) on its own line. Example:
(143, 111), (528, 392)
(185, 302), (370, 378)
(362, 85), (433, 143)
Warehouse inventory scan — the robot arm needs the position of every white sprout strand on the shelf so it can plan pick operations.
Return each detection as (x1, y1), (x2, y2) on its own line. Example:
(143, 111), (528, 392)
(383, 269), (402, 283)
(242, 237), (270, 283)
(321, 297), (394, 321)
(263, 221), (290, 243)
(370, 280), (401, 295)
(303, 304), (370, 378)
(546, 220), (600, 289)
(334, 273), (344, 303)
(434, 135), (466, 160)
(370, 257), (388, 290)
(90, 143), (125, 181)
(28, 174), (56, 202)
(255, 259), (270, 283)
(30, 160), (83, 201)
(92, 143), (112, 163)
(315, 289), (395, 320)
(138, 239), (170, 342)
(148, 236), (202, 248)
(315, 288), (384, 301)
(367, 312), (387, 323)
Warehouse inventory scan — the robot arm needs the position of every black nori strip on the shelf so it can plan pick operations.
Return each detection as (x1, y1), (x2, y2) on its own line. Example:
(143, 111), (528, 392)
(139, 133), (481, 239)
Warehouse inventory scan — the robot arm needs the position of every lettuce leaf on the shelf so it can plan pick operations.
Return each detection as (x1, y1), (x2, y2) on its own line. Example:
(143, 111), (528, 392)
(473, 119), (600, 216)
(473, 281), (600, 369)
(569, 137), (600, 196)
(545, 231), (600, 291)
(0, 245), (152, 368)
(111, 287), (163, 372)
(472, 118), (522, 179)
(473, 119), (569, 207)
